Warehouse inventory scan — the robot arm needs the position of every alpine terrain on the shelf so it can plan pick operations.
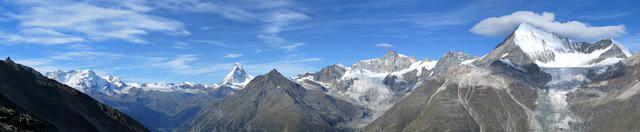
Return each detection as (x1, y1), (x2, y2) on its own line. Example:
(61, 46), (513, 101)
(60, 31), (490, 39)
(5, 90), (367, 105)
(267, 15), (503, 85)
(21, 23), (640, 132)
(0, 57), (149, 131)
(45, 63), (254, 131)
(366, 23), (638, 131)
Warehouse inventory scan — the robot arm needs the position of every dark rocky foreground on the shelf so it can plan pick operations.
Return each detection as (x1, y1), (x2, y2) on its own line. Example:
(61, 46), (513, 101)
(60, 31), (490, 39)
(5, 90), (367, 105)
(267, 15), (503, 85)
(0, 58), (149, 132)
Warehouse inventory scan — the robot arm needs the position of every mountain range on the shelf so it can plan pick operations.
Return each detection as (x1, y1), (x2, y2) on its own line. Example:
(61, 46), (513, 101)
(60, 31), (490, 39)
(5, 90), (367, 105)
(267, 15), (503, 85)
(4, 23), (639, 131)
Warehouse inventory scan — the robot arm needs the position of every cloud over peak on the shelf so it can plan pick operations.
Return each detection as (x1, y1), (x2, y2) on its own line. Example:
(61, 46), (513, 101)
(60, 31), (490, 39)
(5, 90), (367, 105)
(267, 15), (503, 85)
(470, 11), (626, 40)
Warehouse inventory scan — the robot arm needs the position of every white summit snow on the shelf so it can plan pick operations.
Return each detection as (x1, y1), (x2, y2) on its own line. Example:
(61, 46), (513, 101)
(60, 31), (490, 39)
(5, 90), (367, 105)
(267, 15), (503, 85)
(512, 23), (632, 67)
(45, 70), (133, 95)
(220, 63), (254, 89)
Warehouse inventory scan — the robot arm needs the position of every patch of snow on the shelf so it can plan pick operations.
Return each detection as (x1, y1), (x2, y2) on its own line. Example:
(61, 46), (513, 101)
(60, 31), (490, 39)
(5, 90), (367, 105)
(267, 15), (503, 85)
(389, 60), (438, 77)
(461, 58), (478, 65)
(501, 53), (510, 58)
(611, 39), (633, 57)
(499, 59), (527, 72)
(342, 68), (387, 79)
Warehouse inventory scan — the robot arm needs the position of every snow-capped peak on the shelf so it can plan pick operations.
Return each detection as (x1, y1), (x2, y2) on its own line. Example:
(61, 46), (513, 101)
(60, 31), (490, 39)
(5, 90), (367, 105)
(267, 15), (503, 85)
(610, 38), (633, 57)
(45, 69), (129, 96)
(513, 23), (571, 54)
(220, 63), (254, 89)
(508, 23), (632, 67)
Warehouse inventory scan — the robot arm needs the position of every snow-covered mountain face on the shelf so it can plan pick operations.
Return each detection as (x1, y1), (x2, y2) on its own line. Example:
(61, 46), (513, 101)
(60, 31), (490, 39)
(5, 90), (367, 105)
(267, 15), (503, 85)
(46, 70), (217, 94)
(350, 50), (421, 73)
(220, 63), (254, 89)
(463, 23), (637, 131)
(45, 70), (131, 96)
(295, 50), (444, 127)
(476, 23), (632, 68)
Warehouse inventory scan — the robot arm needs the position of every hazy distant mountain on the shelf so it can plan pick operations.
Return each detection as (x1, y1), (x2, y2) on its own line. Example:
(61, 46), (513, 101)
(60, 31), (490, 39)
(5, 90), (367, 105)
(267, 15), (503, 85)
(45, 63), (254, 131)
(0, 57), (149, 131)
(45, 63), (255, 96)
(187, 69), (369, 131)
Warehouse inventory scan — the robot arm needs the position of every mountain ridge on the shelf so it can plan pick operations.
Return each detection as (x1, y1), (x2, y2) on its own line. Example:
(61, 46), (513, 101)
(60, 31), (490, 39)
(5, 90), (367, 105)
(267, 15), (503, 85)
(0, 57), (149, 131)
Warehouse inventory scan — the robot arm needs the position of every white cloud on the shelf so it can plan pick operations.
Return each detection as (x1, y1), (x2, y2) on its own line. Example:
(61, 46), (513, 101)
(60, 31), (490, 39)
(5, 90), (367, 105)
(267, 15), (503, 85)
(152, 0), (257, 22)
(6, 0), (189, 44)
(14, 58), (51, 67)
(257, 34), (286, 45)
(244, 57), (322, 77)
(397, 13), (468, 28)
(156, 0), (310, 51)
(14, 58), (57, 72)
(49, 51), (123, 60)
(188, 39), (229, 47)
(151, 54), (197, 71)
(173, 42), (190, 49)
(263, 11), (311, 34)
(223, 53), (243, 58)
(149, 55), (233, 75)
(375, 43), (395, 48)
(255, 11), (310, 51)
(0, 28), (84, 45)
(279, 42), (306, 51)
(66, 43), (91, 50)
(470, 11), (626, 40)
(200, 26), (212, 30)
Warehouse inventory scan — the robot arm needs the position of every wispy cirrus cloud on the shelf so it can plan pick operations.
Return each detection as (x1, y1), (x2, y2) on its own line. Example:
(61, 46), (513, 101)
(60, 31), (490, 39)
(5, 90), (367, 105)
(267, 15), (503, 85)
(188, 40), (229, 47)
(49, 51), (124, 60)
(263, 11), (311, 34)
(223, 53), (243, 58)
(159, 0), (310, 51)
(375, 43), (395, 48)
(151, 54), (197, 72)
(173, 42), (190, 49)
(4, 0), (189, 44)
(279, 42), (306, 51)
(470, 11), (627, 40)
(0, 28), (84, 45)
(14, 58), (58, 72)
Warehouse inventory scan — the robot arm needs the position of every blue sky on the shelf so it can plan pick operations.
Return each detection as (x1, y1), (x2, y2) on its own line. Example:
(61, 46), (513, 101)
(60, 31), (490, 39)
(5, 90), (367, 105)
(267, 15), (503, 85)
(1, 0), (639, 84)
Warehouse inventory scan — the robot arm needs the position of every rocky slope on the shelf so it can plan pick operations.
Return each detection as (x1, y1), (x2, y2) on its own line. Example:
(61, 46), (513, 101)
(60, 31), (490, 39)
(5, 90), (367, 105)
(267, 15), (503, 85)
(0, 57), (149, 131)
(294, 50), (442, 126)
(566, 52), (640, 131)
(366, 23), (637, 132)
(187, 69), (369, 131)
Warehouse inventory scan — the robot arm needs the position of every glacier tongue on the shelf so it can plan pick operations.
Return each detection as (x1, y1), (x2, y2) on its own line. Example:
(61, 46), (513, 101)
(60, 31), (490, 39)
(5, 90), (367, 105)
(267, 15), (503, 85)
(535, 67), (604, 131)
